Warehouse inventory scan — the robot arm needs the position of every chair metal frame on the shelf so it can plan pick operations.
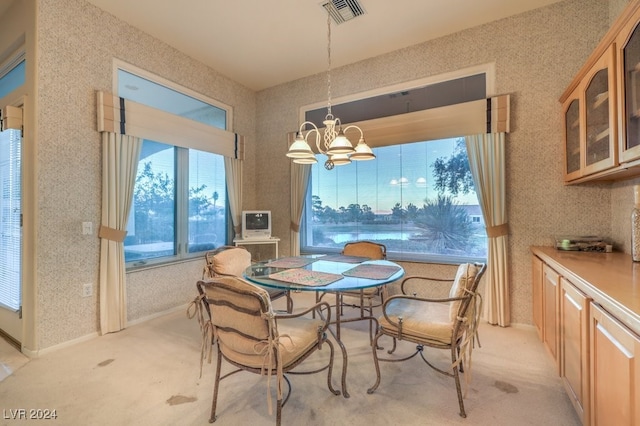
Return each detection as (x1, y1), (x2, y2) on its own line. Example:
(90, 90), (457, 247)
(367, 262), (486, 418)
(196, 277), (340, 425)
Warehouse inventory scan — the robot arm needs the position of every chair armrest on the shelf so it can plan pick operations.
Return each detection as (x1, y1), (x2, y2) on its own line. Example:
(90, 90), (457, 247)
(275, 301), (332, 326)
(400, 275), (455, 295)
(383, 293), (467, 308)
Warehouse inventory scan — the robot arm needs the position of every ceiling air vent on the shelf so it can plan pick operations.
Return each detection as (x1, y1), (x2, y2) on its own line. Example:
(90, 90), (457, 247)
(322, 0), (366, 25)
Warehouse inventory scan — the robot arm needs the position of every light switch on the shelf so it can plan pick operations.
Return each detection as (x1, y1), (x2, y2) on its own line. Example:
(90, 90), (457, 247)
(82, 222), (93, 235)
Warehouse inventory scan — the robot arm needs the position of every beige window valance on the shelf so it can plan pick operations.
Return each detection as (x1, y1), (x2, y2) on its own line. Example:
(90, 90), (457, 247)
(295, 94), (510, 149)
(1, 105), (22, 131)
(96, 91), (244, 160)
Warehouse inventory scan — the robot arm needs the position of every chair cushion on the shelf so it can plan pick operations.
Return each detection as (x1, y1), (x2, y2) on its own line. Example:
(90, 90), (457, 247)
(219, 316), (325, 369)
(212, 247), (252, 276)
(379, 297), (453, 345)
(448, 263), (479, 322)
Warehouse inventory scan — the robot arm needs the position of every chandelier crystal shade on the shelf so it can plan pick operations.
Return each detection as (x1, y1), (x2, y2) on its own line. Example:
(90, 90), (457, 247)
(286, 6), (375, 170)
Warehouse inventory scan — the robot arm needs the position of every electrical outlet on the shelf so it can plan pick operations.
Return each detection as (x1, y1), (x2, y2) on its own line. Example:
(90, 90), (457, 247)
(82, 283), (93, 297)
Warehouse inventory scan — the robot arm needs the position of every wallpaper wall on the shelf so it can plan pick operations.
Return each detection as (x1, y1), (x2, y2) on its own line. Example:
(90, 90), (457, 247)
(32, 0), (257, 350)
(255, 0), (627, 326)
(8, 0), (637, 352)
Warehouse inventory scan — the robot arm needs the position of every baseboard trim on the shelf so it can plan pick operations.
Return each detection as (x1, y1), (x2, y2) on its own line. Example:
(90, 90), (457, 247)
(23, 303), (190, 358)
(127, 303), (189, 327)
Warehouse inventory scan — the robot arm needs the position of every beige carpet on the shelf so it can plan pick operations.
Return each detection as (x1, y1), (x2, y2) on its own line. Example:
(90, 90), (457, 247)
(0, 293), (580, 425)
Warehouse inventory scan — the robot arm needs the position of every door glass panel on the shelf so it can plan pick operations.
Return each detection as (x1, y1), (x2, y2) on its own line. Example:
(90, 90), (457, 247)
(0, 128), (21, 311)
(624, 23), (640, 151)
(585, 69), (610, 166)
(565, 99), (580, 174)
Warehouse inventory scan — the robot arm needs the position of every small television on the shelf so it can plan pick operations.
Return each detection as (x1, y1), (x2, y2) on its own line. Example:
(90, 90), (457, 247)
(241, 210), (272, 239)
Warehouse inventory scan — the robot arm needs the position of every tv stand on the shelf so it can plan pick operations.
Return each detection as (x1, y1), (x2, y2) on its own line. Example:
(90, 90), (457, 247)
(233, 236), (280, 259)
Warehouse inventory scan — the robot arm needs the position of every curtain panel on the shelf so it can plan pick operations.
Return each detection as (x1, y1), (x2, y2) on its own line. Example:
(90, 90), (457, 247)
(466, 132), (510, 327)
(99, 132), (141, 334)
(224, 157), (243, 238)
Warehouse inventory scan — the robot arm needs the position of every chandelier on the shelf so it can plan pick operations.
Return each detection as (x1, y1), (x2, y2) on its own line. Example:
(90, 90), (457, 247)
(286, 7), (375, 170)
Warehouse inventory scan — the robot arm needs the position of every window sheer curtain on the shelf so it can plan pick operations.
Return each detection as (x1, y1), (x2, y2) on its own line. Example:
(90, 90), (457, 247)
(99, 132), (141, 334)
(465, 132), (510, 326)
(290, 163), (311, 256)
(224, 157), (243, 238)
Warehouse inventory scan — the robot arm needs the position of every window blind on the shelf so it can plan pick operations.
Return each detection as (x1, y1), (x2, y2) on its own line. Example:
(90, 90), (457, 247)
(0, 106), (22, 311)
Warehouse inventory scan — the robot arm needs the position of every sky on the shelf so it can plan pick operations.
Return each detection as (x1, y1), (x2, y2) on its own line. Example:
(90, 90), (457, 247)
(310, 138), (479, 212)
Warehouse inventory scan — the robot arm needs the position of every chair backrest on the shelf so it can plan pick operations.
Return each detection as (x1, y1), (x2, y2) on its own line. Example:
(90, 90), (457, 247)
(204, 245), (252, 278)
(198, 276), (272, 355)
(447, 263), (486, 323)
(342, 241), (387, 260)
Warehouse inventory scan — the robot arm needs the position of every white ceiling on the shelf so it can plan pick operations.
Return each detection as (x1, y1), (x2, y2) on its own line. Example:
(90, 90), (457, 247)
(86, 0), (563, 91)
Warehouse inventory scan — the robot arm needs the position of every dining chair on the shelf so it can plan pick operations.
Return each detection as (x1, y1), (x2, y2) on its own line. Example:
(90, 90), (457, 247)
(195, 276), (339, 425)
(202, 245), (293, 313)
(367, 262), (486, 418)
(328, 241), (388, 341)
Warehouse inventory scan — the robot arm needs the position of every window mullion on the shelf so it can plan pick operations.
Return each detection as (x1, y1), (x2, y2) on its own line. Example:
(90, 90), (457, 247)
(176, 148), (189, 256)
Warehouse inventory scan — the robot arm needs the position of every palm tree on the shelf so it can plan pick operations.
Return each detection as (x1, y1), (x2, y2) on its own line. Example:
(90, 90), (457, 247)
(413, 195), (473, 254)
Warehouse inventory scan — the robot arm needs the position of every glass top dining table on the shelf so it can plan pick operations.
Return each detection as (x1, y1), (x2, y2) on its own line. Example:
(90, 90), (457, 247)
(242, 255), (405, 292)
(243, 254), (405, 398)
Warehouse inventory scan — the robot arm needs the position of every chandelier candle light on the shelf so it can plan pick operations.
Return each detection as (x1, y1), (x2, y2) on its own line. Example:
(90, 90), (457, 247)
(286, 5), (375, 170)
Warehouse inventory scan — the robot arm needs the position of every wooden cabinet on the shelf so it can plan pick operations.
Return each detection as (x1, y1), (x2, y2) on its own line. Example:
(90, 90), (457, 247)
(562, 45), (618, 183)
(560, 278), (590, 425)
(617, 5), (640, 163)
(589, 303), (640, 426)
(532, 255), (543, 339)
(531, 247), (640, 425)
(561, 0), (640, 183)
(543, 263), (560, 372)
(563, 92), (582, 181)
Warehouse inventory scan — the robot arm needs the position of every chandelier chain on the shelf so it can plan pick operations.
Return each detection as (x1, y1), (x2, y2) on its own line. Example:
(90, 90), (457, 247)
(285, 5), (375, 168)
(326, 9), (332, 117)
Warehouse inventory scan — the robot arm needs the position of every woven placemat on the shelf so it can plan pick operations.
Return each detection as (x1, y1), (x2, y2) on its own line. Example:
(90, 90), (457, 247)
(268, 268), (343, 287)
(342, 264), (401, 280)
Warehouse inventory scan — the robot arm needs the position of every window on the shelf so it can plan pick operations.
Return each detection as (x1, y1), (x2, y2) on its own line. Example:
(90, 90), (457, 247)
(0, 56), (25, 100)
(300, 70), (491, 263)
(302, 138), (486, 263)
(117, 67), (229, 265)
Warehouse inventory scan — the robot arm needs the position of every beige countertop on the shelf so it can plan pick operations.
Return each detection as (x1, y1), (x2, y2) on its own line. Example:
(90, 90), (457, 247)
(531, 246), (640, 334)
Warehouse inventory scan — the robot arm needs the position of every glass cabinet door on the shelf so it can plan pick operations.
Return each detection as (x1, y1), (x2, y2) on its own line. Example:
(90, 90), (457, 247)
(564, 98), (581, 180)
(621, 21), (640, 162)
(582, 45), (617, 175)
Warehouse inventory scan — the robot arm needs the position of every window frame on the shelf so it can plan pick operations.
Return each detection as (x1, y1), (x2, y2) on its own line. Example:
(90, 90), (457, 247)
(114, 61), (233, 269)
(299, 139), (487, 265)
(298, 65), (494, 264)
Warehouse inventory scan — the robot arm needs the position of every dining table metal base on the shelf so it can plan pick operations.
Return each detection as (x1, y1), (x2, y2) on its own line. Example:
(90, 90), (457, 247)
(318, 292), (380, 398)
